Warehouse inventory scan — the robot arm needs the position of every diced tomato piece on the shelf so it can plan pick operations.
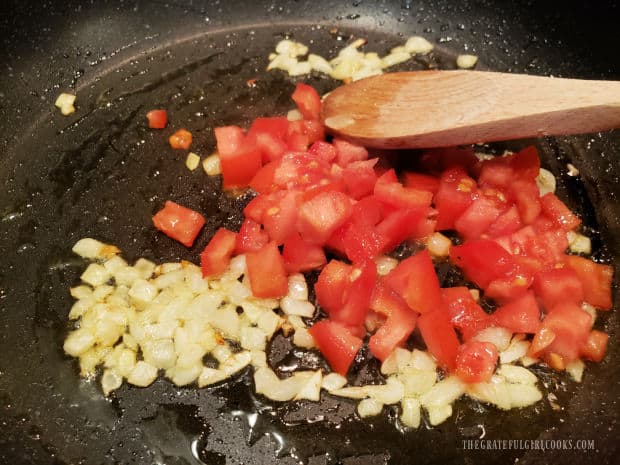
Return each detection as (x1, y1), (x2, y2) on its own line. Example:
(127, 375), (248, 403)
(528, 326), (556, 358)
(309, 140), (337, 162)
(286, 120), (324, 151)
(580, 330), (608, 362)
(282, 233), (326, 273)
(297, 190), (353, 244)
(244, 194), (272, 223)
(169, 128), (192, 149)
(398, 250), (442, 314)
(291, 83), (321, 120)
(434, 168), (476, 230)
(152, 200), (205, 247)
(309, 319), (362, 376)
(146, 109), (168, 129)
(342, 219), (383, 262)
(532, 267), (584, 311)
(245, 241), (288, 298)
(375, 208), (427, 253)
(200, 228), (237, 277)
(419, 147), (480, 176)
(418, 309), (460, 370)
(351, 196), (385, 226)
(509, 179), (541, 225)
(403, 172), (440, 194)
(248, 117), (289, 140)
(455, 341), (498, 383)
(441, 287), (491, 340)
(315, 260), (353, 315)
(369, 291), (418, 361)
(250, 161), (278, 194)
(376, 169), (399, 185)
(478, 156), (513, 188)
(454, 195), (505, 240)
(333, 139), (369, 167)
(450, 239), (520, 289)
(302, 119), (325, 145)
(374, 181), (433, 211)
(540, 193), (581, 231)
(331, 260), (377, 326)
(485, 274), (532, 303)
(564, 255), (613, 310)
(253, 131), (288, 162)
(235, 218), (269, 254)
(485, 205), (523, 238)
(215, 126), (262, 189)
(261, 190), (299, 244)
(342, 159), (378, 199)
(491, 291), (541, 333)
(509, 146), (540, 181)
(542, 302), (592, 362)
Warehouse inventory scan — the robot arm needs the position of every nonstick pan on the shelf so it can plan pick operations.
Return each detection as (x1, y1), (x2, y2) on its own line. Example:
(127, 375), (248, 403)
(0, 0), (619, 464)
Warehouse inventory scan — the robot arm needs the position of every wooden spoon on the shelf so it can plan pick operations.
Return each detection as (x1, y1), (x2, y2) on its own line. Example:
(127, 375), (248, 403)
(321, 70), (620, 149)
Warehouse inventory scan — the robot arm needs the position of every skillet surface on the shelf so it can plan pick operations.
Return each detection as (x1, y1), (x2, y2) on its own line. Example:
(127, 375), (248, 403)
(0, 1), (619, 464)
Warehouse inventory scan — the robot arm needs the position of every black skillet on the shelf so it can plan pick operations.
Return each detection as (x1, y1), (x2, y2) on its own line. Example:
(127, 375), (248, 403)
(0, 0), (619, 464)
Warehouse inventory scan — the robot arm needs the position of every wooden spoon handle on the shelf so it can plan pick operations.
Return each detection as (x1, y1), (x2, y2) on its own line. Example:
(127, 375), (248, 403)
(322, 71), (620, 149)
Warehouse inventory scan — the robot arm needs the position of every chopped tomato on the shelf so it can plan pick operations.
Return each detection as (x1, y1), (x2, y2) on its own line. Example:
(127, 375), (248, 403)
(434, 168), (476, 230)
(509, 146), (540, 180)
(309, 319), (362, 376)
(297, 190), (353, 244)
(580, 330), (608, 362)
(375, 208), (427, 253)
(253, 131), (288, 162)
(282, 233), (326, 273)
(291, 83), (322, 120)
(509, 179), (541, 225)
(540, 193), (581, 231)
(261, 190), (299, 244)
(342, 159), (379, 199)
(235, 218), (269, 254)
(146, 109), (167, 129)
(308, 140), (337, 162)
(400, 250), (442, 314)
(245, 241), (288, 298)
(332, 260), (377, 326)
(491, 291), (541, 334)
(441, 287), (491, 340)
(169, 128), (193, 149)
(374, 181), (433, 211)
(342, 218), (383, 262)
(333, 139), (369, 167)
(478, 155), (513, 188)
(250, 161), (278, 194)
(403, 172), (440, 194)
(215, 126), (262, 190)
(315, 260), (354, 315)
(152, 200), (205, 247)
(532, 267), (584, 310)
(455, 341), (498, 383)
(564, 255), (613, 310)
(540, 302), (592, 362)
(454, 195), (505, 240)
(200, 228), (237, 277)
(485, 205), (522, 238)
(417, 308), (460, 371)
(243, 194), (272, 223)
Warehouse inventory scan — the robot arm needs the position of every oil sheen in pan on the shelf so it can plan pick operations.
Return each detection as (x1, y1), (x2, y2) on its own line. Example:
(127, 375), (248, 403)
(8, 24), (612, 465)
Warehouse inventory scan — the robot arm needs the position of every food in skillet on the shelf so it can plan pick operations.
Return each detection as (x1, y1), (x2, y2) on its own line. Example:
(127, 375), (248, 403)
(63, 40), (612, 429)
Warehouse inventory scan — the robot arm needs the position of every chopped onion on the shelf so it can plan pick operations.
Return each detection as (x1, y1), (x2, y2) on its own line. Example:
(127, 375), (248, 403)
(400, 397), (421, 428)
(497, 364), (538, 385)
(202, 153), (221, 176)
(566, 359), (585, 382)
(55, 92), (76, 115)
(567, 231), (592, 254)
(536, 168), (556, 196)
(280, 296), (315, 318)
(404, 36), (434, 54)
(322, 373), (347, 391)
(81, 264), (111, 287)
(365, 377), (405, 405)
(426, 232), (452, 258)
(358, 398), (383, 418)
(286, 109), (303, 121)
(399, 367), (437, 397)
(419, 376), (465, 408)
(456, 54), (478, 69)
(127, 361), (158, 387)
(185, 152), (201, 171)
(473, 326), (512, 351)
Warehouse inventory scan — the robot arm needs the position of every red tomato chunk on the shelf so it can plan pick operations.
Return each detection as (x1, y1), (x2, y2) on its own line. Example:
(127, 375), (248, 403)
(152, 200), (205, 247)
(146, 109), (168, 129)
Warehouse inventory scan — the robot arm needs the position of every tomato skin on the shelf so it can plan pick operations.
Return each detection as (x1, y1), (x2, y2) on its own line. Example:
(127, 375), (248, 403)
(564, 255), (613, 310)
(509, 179), (541, 225)
(282, 233), (326, 273)
(297, 190), (353, 244)
(369, 297), (417, 361)
(401, 250), (442, 314)
(580, 330), (608, 362)
(245, 241), (288, 298)
(152, 200), (205, 247)
(200, 228), (237, 277)
(540, 193), (581, 231)
(417, 308), (460, 371)
(215, 126), (263, 189)
(291, 83), (322, 120)
(509, 146), (540, 180)
(491, 291), (541, 334)
(309, 319), (362, 376)
(441, 287), (491, 340)
(331, 260), (377, 326)
(532, 267), (584, 311)
(235, 218), (269, 254)
(169, 128), (193, 149)
(146, 109), (168, 129)
(455, 341), (499, 384)
(315, 260), (353, 315)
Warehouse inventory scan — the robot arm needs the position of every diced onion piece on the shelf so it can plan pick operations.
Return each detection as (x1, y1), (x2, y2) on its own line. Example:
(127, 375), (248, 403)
(134, 258), (156, 280)
(426, 232), (452, 258)
(566, 163), (580, 177)
(64, 329), (96, 357)
(73, 238), (117, 259)
(240, 326), (267, 351)
(81, 264), (111, 287)
(456, 54), (478, 69)
(567, 231), (592, 254)
(400, 397), (421, 428)
(101, 369), (123, 395)
(221, 351), (252, 376)
(286, 274), (308, 300)
(404, 36), (434, 55)
(55, 92), (77, 115)
(505, 383), (542, 408)
(128, 279), (158, 306)
(286, 109), (303, 121)
(499, 339), (530, 364)
(566, 359), (585, 383)
(256, 310), (281, 339)
(295, 370), (322, 401)
(322, 373), (347, 391)
(381, 51), (411, 68)
(127, 361), (158, 387)
(365, 377), (405, 405)
(280, 297), (315, 318)
(142, 339), (177, 369)
(198, 367), (227, 387)
(380, 347), (412, 375)
(308, 54), (333, 74)
(497, 364), (538, 385)
(427, 404), (453, 426)
(419, 376), (465, 408)
(250, 350), (267, 368)
(275, 39), (308, 57)
(288, 61), (312, 76)
(292, 328), (316, 349)
(467, 381), (511, 410)
(410, 349), (437, 371)
(358, 398), (383, 418)
(185, 152), (201, 171)
(520, 355), (539, 367)
(473, 326), (512, 352)
(536, 168), (556, 196)
(581, 302), (597, 327)
(202, 153), (222, 176)
(330, 386), (369, 399)
(375, 255), (399, 276)
(399, 367), (437, 397)
(323, 115), (355, 130)
(68, 298), (94, 320)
